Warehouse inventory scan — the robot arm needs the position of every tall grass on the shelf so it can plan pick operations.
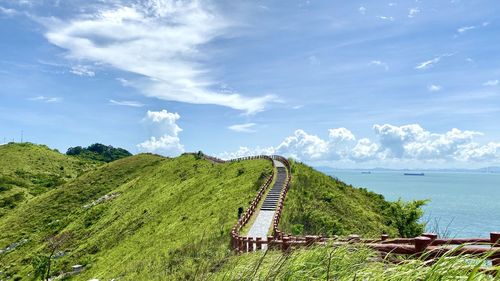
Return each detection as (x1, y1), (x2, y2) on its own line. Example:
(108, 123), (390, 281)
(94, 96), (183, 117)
(211, 244), (498, 280)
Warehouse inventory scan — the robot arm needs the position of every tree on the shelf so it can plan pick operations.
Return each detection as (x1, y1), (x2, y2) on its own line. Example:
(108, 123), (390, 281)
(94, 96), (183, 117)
(32, 232), (72, 280)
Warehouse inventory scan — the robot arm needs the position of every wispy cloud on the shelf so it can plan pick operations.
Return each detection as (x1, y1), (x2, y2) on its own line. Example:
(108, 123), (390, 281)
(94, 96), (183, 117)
(228, 123), (256, 133)
(109, 99), (144, 107)
(415, 54), (454, 70)
(377, 15), (394, 21)
(29, 96), (62, 103)
(408, 8), (420, 18)
(428, 84), (442, 92)
(0, 6), (19, 16)
(359, 6), (366, 15)
(42, 1), (277, 114)
(370, 60), (389, 71)
(483, 80), (499, 86)
(457, 22), (489, 34)
(70, 65), (95, 77)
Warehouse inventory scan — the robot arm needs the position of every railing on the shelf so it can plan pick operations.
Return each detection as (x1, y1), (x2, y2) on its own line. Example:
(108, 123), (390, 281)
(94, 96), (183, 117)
(200, 153), (499, 271)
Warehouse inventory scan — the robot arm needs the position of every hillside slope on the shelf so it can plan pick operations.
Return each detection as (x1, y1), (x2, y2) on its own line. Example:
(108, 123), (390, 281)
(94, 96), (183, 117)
(0, 153), (272, 280)
(279, 161), (425, 237)
(0, 143), (96, 215)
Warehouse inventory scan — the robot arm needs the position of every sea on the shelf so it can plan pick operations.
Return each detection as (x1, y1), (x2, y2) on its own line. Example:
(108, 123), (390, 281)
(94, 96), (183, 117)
(328, 171), (500, 238)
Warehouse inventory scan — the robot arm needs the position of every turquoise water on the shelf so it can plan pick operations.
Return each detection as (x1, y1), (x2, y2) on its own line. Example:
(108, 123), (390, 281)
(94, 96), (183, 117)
(330, 171), (500, 238)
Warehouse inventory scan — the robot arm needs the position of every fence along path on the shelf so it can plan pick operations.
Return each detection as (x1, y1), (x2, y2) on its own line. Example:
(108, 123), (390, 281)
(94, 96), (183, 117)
(201, 153), (500, 273)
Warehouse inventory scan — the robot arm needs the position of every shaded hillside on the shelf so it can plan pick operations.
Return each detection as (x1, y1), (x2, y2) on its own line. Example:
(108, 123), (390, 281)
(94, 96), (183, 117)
(279, 161), (426, 237)
(66, 143), (132, 163)
(0, 143), (96, 216)
(0, 153), (272, 280)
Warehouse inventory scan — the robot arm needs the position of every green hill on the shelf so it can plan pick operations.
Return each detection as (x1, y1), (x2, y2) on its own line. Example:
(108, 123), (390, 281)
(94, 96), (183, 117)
(0, 143), (96, 216)
(0, 152), (273, 280)
(0, 147), (441, 280)
(279, 161), (426, 237)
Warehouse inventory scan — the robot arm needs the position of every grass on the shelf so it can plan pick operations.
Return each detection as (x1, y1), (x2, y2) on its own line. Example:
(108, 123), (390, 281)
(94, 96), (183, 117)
(0, 151), (273, 280)
(279, 160), (426, 237)
(0, 145), (476, 280)
(0, 143), (97, 216)
(210, 244), (498, 280)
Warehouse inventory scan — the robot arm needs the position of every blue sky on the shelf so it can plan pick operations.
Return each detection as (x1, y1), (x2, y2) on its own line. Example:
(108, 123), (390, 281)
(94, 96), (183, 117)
(1, 0), (500, 168)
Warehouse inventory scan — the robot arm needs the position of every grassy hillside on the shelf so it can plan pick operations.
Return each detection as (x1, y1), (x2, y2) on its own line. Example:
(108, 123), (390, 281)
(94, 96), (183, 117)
(279, 161), (426, 237)
(0, 143), (96, 215)
(0, 153), (272, 280)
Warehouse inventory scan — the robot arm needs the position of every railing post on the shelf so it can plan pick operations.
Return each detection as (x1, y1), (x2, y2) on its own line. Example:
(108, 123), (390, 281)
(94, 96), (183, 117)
(256, 237), (262, 250)
(491, 232), (500, 267)
(243, 237), (249, 253)
(414, 236), (432, 254)
(282, 236), (291, 253)
(248, 237), (254, 252)
(381, 234), (389, 241)
(238, 237), (244, 253)
(422, 233), (438, 242)
(267, 236), (274, 250)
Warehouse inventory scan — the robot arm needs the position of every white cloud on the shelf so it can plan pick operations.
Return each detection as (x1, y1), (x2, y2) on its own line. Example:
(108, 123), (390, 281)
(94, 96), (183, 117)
(359, 6), (366, 15)
(408, 8), (420, 18)
(377, 15), (394, 21)
(458, 25), (476, 33)
(483, 80), (499, 86)
(0, 6), (19, 16)
(220, 124), (500, 166)
(28, 96), (62, 103)
(228, 123), (256, 133)
(275, 130), (330, 160)
(137, 109), (184, 156)
(415, 54), (453, 70)
(370, 60), (389, 70)
(42, 0), (276, 113)
(328, 128), (355, 142)
(428, 84), (442, 92)
(70, 65), (95, 77)
(109, 99), (144, 107)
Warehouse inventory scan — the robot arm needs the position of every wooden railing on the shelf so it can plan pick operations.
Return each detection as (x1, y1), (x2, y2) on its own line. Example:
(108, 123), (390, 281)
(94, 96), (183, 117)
(200, 153), (499, 271)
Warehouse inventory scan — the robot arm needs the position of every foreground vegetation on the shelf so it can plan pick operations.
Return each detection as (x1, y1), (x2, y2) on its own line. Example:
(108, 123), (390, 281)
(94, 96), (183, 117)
(212, 244), (497, 280)
(279, 160), (427, 237)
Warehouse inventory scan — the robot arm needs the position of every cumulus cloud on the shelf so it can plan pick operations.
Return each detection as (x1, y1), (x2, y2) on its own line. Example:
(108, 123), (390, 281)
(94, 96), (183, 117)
(42, 0), (276, 113)
(220, 124), (500, 165)
(137, 109), (184, 156)
(228, 123), (256, 133)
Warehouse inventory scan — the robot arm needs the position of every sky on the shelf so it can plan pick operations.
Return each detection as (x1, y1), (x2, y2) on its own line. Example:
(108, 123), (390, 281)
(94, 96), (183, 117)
(1, 0), (500, 169)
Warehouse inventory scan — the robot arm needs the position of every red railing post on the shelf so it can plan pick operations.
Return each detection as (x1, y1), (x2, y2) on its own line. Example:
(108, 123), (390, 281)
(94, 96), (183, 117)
(256, 237), (262, 250)
(415, 236), (432, 254)
(422, 233), (438, 242)
(491, 232), (500, 267)
(282, 236), (291, 252)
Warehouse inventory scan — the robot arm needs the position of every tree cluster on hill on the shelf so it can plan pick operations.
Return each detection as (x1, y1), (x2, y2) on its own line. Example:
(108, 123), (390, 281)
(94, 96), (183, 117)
(66, 143), (132, 163)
